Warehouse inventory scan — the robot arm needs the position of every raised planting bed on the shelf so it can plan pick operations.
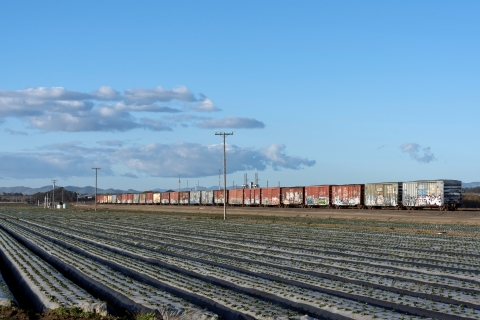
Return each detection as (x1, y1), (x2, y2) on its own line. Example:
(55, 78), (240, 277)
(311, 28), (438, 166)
(0, 272), (17, 307)
(0, 229), (106, 314)
(0, 221), (217, 320)
(6, 216), (480, 319)
(0, 220), (317, 320)
(2, 208), (480, 319)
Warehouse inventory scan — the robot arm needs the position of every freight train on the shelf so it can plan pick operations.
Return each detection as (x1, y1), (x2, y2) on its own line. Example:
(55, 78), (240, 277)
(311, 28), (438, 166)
(97, 179), (463, 211)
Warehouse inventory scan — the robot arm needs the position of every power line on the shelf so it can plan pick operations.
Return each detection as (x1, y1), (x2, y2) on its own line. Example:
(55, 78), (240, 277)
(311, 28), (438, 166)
(215, 132), (233, 220)
(92, 168), (101, 212)
(51, 180), (57, 209)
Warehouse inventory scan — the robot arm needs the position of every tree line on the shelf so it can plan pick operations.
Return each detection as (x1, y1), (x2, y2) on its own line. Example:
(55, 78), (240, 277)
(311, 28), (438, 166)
(30, 187), (80, 203)
(464, 187), (480, 194)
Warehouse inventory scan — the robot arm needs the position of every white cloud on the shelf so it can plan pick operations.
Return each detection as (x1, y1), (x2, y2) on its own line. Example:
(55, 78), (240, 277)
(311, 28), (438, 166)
(189, 97), (220, 112)
(113, 103), (181, 113)
(0, 85), (225, 132)
(112, 142), (315, 177)
(0, 87), (91, 100)
(27, 108), (141, 132)
(4, 128), (28, 136)
(0, 142), (315, 179)
(259, 144), (316, 170)
(400, 142), (436, 163)
(0, 151), (111, 179)
(140, 118), (173, 131)
(91, 86), (121, 100)
(123, 86), (196, 104)
(97, 140), (125, 147)
(197, 116), (265, 129)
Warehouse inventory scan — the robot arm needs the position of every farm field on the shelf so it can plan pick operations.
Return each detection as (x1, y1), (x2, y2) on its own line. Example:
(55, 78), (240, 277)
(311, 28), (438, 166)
(0, 206), (479, 319)
(92, 203), (480, 226)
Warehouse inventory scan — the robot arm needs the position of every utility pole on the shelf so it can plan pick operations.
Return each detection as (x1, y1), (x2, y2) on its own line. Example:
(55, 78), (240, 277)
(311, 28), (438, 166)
(92, 168), (101, 212)
(218, 169), (221, 190)
(51, 180), (57, 209)
(215, 132), (233, 220)
(178, 174), (181, 192)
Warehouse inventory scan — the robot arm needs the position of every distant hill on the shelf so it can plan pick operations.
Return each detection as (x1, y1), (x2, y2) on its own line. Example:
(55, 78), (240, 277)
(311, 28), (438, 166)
(0, 185), (141, 195)
(0, 184), (247, 195)
(463, 182), (480, 188)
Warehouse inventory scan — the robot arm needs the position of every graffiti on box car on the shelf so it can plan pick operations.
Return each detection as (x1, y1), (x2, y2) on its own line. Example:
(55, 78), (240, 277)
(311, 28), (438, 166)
(306, 197), (329, 206)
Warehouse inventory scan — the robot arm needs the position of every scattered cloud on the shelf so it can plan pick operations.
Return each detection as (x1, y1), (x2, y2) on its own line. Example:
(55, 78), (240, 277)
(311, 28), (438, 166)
(4, 128), (28, 136)
(111, 142), (315, 177)
(140, 118), (173, 131)
(377, 145), (385, 150)
(0, 85), (232, 133)
(259, 144), (316, 170)
(0, 151), (111, 179)
(0, 141), (314, 179)
(189, 97), (219, 112)
(197, 116), (265, 129)
(123, 86), (196, 104)
(27, 108), (142, 132)
(400, 142), (436, 163)
(121, 173), (138, 178)
(91, 86), (121, 100)
(97, 140), (125, 147)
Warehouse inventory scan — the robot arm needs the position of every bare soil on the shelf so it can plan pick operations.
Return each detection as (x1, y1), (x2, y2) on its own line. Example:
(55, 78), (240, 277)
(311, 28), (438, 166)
(79, 203), (480, 225)
(0, 307), (113, 320)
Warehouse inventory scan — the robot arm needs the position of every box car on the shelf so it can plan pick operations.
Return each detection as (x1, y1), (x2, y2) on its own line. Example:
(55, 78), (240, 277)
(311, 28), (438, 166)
(139, 193), (146, 204)
(201, 190), (214, 205)
(111, 195), (117, 204)
(106, 195), (112, 204)
(253, 188), (261, 205)
(214, 190), (226, 205)
(365, 182), (402, 208)
(332, 184), (364, 207)
(126, 194), (133, 204)
(116, 194), (122, 204)
(133, 193), (140, 204)
(122, 194), (128, 204)
(161, 192), (170, 204)
(153, 192), (161, 204)
(305, 185), (332, 206)
(229, 189), (244, 205)
(261, 187), (281, 206)
(190, 191), (201, 204)
(145, 192), (153, 204)
(179, 191), (190, 205)
(282, 187), (304, 206)
(243, 189), (253, 205)
(402, 180), (462, 210)
(169, 192), (179, 205)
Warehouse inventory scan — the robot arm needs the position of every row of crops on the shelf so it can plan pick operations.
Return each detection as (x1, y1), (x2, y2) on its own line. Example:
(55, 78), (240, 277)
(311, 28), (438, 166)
(0, 207), (479, 319)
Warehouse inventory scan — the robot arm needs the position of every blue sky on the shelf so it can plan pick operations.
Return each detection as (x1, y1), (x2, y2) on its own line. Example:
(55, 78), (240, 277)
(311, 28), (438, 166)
(0, 1), (478, 190)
